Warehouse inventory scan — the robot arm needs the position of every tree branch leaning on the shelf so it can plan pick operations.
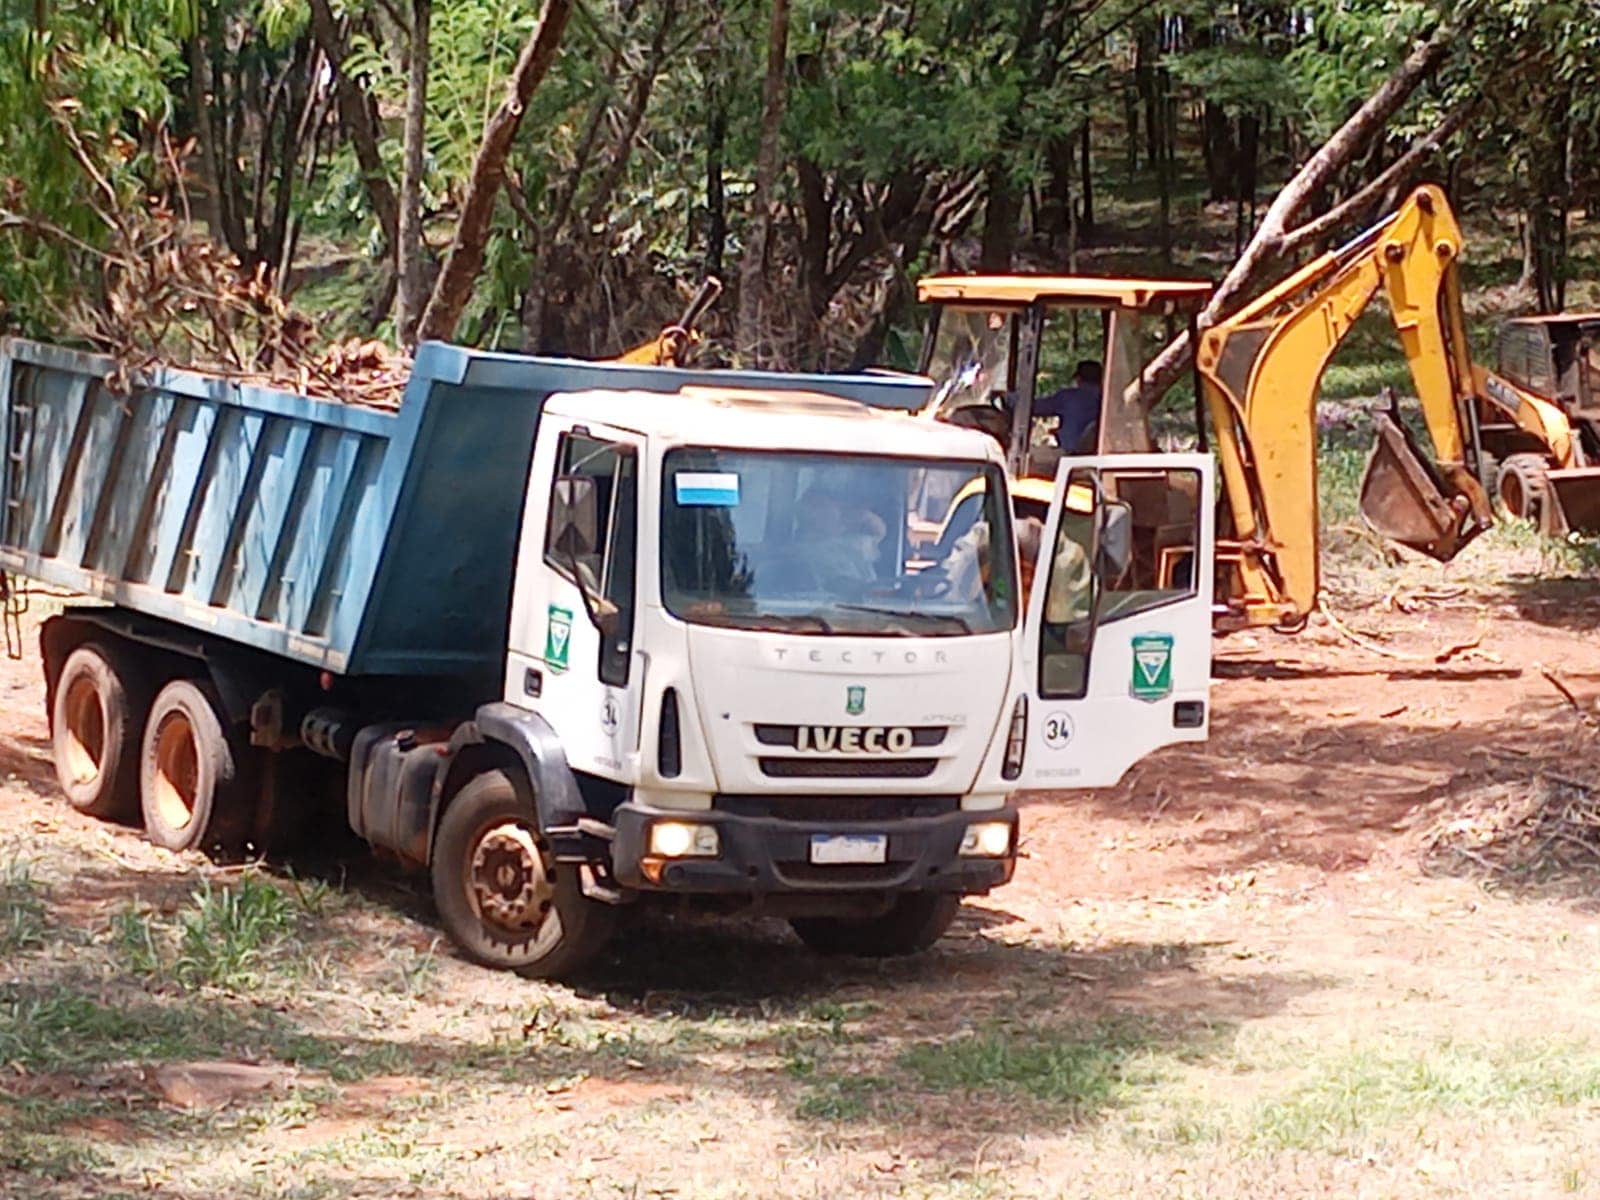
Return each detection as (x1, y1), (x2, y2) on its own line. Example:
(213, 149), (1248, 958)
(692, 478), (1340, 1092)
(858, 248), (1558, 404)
(416, 0), (573, 345)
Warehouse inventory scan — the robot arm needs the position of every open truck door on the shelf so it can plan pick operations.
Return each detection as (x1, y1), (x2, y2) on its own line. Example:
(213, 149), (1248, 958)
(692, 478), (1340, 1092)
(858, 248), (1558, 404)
(1017, 452), (1215, 789)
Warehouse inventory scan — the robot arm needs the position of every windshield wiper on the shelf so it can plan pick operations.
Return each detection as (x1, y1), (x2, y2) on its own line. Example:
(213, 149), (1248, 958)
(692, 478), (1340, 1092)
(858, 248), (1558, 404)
(834, 604), (973, 634)
(760, 613), (835, 633)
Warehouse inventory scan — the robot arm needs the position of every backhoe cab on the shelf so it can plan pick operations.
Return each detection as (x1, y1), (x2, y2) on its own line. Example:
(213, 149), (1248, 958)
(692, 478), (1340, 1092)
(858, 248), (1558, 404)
(916, 276), (1219, 627)
(1491, 314), (1600, 533)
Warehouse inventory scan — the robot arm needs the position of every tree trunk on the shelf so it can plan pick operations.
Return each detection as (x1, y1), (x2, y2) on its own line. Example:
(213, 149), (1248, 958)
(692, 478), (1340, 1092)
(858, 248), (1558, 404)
(794, 156), (831, 364)
(306, 0), (399, 252)
(1235, 110), (1260, 252)
(395, 0), (431, 344)
(1078, 119), (1094, 237)
(1136, 21), (1459, 402)
(416, 0), (573, 345)
(979, 163), (1021, 271)
(704, 88), (727, 279)
(1202, 102), (1235, 204)
(701, 0), (727, 280)
(1122, 81), (1139, 175)
(735, 0), (790, 365)
(1040, 134), (1075, 250)
(1152, 63), (1172, 265)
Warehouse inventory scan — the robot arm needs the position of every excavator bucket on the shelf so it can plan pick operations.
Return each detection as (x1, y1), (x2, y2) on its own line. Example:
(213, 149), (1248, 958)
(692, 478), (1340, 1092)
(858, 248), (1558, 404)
(1546, 468), (1600, 534)
(1358, 411), (1477, 562)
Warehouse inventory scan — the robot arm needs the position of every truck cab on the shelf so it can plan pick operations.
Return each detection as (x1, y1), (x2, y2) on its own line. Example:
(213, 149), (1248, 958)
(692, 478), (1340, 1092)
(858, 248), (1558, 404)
(453, 382), (1215, 972)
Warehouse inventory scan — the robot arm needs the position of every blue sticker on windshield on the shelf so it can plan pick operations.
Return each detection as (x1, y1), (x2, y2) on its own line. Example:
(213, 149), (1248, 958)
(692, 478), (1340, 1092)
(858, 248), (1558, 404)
(676, 472), (740, 506)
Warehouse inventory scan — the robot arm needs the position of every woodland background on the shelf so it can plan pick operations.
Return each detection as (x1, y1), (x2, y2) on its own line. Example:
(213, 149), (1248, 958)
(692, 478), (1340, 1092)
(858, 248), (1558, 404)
(1, 0), (1596, 374)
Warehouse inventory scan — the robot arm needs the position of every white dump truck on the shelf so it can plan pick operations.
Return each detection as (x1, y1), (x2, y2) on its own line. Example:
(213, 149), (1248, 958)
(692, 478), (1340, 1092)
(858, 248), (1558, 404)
(2, 338), (1214, 976)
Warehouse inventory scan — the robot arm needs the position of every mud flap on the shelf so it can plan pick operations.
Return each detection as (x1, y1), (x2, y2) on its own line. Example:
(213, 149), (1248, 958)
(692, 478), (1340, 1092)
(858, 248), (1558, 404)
(1358, 411), (1477, 562)
(1545, 467), (1600, 534)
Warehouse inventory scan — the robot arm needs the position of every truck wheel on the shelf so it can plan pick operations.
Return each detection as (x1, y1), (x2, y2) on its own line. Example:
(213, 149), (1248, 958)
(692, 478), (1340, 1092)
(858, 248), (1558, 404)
(790, 893), (960, 958)
(139, 679), (250, 853)
(431, 769), (615, 978)
(1497, 453), (1552, 529)
(50, 642), (150, 821)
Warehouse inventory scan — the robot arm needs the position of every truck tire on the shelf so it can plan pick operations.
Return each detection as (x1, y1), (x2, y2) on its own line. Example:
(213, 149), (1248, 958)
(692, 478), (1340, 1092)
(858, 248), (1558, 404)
(1497, 453), (1553, 530)
(431, 769), (615, 979)
(139, 679), (251, 853)
(790, 893), (960, 958)
(50, 641), (151, 821)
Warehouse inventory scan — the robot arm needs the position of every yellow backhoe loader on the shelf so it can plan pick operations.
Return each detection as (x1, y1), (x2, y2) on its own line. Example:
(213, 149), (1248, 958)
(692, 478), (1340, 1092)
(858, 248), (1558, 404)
(914, 184), (1600, 631)
(1488, 312), (1600, 532)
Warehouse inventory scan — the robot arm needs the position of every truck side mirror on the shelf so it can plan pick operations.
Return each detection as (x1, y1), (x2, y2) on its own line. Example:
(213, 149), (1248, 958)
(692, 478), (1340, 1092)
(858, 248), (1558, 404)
(551, 476), (600, 559)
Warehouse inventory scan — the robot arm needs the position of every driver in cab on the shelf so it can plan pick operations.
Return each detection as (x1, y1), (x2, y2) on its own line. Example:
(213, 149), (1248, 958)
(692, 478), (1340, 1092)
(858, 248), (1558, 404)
(799, 485), (888, 589)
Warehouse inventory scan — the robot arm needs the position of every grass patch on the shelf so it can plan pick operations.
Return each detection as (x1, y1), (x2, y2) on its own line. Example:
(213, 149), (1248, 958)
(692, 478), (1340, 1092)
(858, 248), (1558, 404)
(1251, 1040), (1600, 1152)
(0, 986), (248, 1073)
(112, 869), (333, 990)
(0, 981), (416, 1083)
(898, 1019), (1165, 1115)
(795, 1073), (894, 1121)
(0, 1128), (106, 1182)
(0, 852), (47, 954)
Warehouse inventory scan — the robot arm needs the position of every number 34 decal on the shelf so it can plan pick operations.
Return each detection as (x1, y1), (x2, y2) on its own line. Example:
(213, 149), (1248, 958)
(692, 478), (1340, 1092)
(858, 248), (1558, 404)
(1041, 712), (1074, 750)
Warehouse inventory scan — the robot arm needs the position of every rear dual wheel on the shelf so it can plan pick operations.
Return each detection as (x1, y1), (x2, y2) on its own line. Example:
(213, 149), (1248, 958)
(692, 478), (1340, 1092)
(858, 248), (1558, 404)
(139, 679), (251, 853)
(50, 642), (151, 821)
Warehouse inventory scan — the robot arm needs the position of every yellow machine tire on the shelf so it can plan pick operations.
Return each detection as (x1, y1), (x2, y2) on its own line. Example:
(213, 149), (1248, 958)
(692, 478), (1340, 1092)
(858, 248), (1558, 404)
(1496, 453), (1555, 533)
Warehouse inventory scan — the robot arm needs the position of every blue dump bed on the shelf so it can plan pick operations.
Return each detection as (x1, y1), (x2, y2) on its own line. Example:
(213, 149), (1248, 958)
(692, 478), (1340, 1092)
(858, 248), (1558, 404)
(0, 338), (932, 678)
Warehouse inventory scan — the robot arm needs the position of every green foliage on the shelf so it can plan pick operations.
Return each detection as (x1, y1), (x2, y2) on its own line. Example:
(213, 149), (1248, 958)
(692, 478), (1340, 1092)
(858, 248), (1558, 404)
(0, 0), (180, 335)
(0, 852), (47, 954)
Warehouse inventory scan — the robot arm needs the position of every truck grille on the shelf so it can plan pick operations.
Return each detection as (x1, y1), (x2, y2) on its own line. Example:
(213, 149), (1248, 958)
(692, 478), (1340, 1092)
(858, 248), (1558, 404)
(715, 794), (959, 821)
(754, 724), (947, 747)
(758, 757), (938, 779)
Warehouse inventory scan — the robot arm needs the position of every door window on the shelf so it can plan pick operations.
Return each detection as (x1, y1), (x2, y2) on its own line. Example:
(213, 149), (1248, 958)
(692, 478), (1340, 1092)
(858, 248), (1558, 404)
(1037, 465), (1202, 699)
(544, 432), (638, 686)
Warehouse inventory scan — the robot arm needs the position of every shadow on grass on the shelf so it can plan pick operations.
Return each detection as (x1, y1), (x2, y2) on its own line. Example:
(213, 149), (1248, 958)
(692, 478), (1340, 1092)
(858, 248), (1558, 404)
(1489, 576), (1600, 635)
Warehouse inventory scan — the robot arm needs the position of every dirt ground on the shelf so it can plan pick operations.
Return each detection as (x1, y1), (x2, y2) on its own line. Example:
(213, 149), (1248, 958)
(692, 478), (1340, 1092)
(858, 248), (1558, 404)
(6, 582), (1600, 1199)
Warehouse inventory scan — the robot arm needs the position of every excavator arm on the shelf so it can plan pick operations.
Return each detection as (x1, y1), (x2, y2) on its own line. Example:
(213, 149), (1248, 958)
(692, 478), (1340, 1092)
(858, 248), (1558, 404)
(1196, 184), (1504, 629)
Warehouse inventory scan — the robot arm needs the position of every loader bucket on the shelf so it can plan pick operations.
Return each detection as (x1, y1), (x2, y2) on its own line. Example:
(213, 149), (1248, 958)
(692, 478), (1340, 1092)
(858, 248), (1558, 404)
(1358, 411), (1476, 562)
(1546, 467), (1600, 535)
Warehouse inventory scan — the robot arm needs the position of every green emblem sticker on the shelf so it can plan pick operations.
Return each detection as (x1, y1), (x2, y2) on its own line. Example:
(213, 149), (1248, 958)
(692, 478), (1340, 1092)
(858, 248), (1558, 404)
(545, 605), (573, 672)
(1130, 633), (1174, 701)
(845, 685), (866, 716)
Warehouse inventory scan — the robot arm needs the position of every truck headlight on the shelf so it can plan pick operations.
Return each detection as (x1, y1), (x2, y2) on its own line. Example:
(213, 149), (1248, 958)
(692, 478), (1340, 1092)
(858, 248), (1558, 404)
(960, 821), (1014, 857)
(649, 821), (720, 858)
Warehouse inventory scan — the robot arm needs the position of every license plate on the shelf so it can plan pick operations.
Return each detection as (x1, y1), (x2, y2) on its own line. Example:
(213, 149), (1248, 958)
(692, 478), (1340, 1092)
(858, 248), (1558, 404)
(809, 833), (887, 865)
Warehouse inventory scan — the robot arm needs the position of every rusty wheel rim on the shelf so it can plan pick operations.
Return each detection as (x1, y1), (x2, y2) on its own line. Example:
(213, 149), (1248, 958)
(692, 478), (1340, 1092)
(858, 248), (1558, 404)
(465, 819), (561, 955)
(62, 675), (106, 787)
(153, 712), (200, 834)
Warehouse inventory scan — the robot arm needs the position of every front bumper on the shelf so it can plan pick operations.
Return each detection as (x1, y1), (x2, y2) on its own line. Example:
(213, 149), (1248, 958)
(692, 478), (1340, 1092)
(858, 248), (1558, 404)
(610, 799), (1017, 894)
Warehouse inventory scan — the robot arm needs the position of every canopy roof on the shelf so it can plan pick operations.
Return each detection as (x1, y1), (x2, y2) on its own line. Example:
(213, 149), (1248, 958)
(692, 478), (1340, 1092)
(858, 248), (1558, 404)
(917, 274), (1213, 311)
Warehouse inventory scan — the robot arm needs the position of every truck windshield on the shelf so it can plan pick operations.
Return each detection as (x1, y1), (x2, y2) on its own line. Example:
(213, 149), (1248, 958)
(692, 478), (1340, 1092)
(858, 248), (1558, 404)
(661, 449), (1017, 637)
